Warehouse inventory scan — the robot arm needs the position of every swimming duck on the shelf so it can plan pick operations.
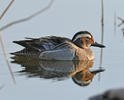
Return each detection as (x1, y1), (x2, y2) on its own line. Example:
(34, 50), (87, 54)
(12, 31), (105, 60)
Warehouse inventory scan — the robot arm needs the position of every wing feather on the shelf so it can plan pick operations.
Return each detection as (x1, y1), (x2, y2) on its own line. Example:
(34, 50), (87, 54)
(12, 36), (72, 55)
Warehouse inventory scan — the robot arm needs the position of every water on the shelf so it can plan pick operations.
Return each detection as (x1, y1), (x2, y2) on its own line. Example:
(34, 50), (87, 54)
(0, 0), (124, 100)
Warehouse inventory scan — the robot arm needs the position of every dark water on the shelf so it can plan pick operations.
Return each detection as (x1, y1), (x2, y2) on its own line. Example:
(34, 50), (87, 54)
(0, 0), (124, 100)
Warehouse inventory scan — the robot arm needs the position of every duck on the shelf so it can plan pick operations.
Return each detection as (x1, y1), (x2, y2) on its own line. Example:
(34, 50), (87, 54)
(11, 31), (105, 60)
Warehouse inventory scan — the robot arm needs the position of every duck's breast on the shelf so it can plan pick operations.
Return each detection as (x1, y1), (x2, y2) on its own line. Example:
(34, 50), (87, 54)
(76, 48), (94, 61)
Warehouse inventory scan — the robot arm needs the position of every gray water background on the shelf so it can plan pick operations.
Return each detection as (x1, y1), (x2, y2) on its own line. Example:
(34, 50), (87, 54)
(0, 0), (124, 100)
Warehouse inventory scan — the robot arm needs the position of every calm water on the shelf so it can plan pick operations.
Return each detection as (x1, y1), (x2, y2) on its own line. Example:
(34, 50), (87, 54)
(0, 0), (124, 100)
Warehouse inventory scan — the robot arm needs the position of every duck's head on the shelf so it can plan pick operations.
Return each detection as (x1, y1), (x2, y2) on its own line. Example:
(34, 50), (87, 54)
(72, 68), (105, 86)
(72, 31), (105, 49)
(72, 70), (93, 86)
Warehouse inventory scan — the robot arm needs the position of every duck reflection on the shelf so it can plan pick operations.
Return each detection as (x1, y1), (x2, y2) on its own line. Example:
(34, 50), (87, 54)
(11, 56), (104, 86)
(72, 69), (104, 86)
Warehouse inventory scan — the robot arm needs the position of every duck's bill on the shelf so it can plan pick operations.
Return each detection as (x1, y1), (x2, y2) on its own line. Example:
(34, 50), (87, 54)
(91, 42), (105, 48)
(91, 68), (105, 75)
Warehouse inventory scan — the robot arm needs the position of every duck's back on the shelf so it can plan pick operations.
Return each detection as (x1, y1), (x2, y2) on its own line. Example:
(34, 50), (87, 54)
(11, 36), (71, 56)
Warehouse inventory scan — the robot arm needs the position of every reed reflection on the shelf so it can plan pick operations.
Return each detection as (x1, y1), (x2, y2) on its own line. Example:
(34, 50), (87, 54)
(11, 56), (104, 86)
(98, 0), (105, 81)
(100, 0), (104, 68)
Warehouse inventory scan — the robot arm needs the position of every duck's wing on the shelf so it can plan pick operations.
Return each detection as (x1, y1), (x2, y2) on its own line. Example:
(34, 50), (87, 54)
(13, 36), (71, 52)
(39, 41), (77, 60)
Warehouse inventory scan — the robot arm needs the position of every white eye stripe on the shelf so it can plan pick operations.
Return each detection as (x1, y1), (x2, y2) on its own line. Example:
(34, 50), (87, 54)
(73, 34), (92, 41)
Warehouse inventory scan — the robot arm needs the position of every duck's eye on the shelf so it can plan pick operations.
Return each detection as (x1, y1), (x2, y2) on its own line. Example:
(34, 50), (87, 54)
(86, 37), (90, 39)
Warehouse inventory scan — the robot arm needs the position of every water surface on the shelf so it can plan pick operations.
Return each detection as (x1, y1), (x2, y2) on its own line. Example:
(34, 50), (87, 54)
(0, 0), (124, 100)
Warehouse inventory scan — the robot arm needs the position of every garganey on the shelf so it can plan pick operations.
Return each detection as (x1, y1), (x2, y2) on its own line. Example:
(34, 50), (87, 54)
(11, 31), (105, 60)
